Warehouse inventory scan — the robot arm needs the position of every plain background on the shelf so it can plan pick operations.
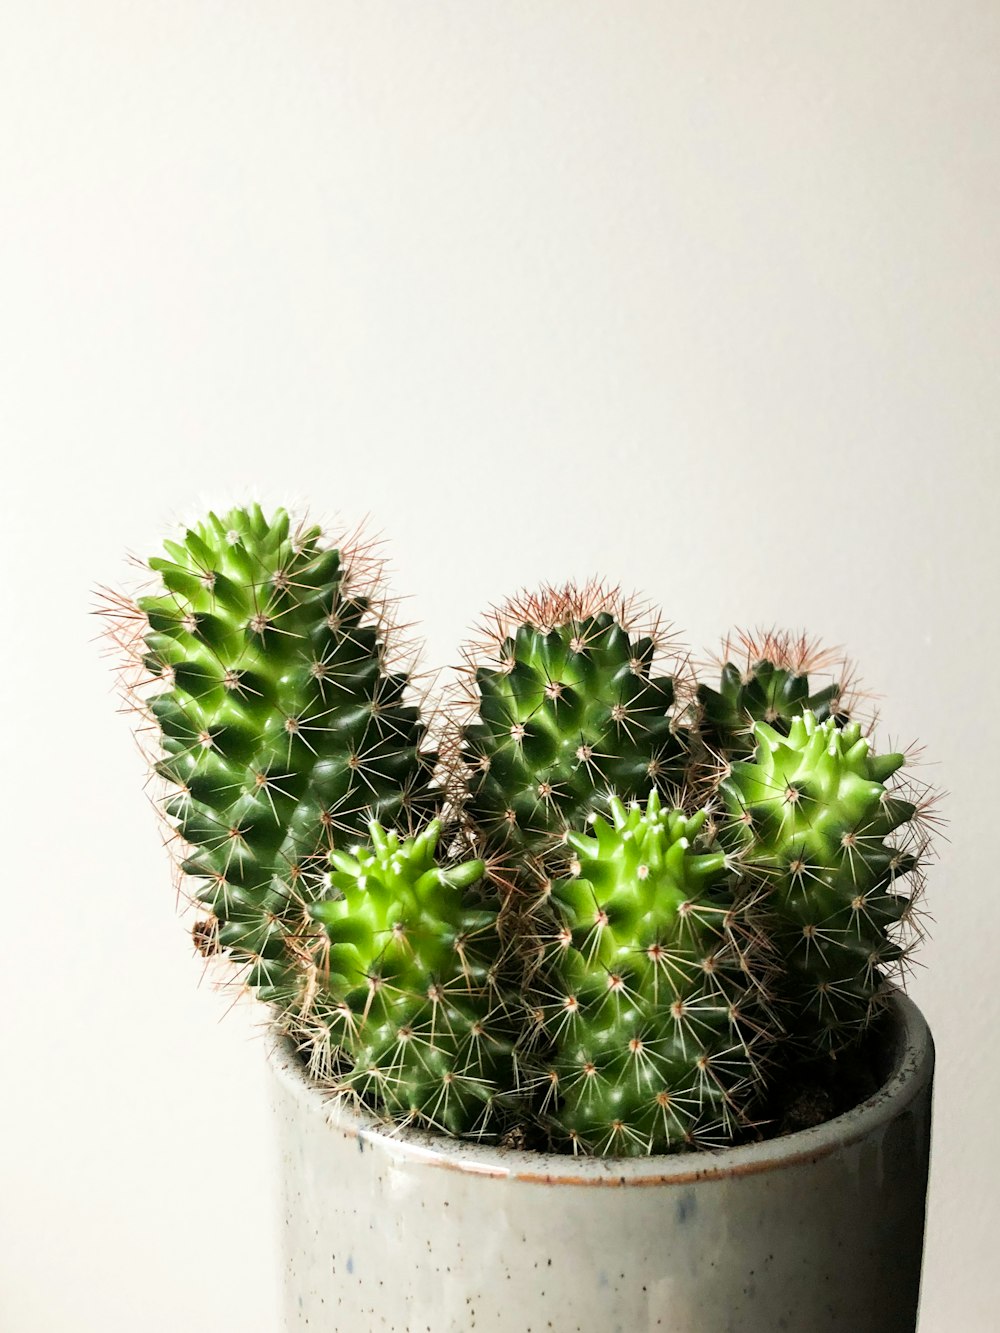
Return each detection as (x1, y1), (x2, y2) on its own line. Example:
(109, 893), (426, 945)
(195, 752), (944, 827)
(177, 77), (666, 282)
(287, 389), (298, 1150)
(2, 3), (998, 1329)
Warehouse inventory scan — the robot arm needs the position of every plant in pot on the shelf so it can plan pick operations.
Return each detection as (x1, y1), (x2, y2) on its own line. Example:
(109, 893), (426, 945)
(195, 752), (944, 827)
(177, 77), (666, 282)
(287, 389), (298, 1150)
(103, 505), (938, 1333)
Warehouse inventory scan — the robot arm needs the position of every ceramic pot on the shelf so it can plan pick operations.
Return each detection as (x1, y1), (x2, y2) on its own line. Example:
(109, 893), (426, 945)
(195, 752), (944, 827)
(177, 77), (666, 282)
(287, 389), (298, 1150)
(268, 992), (933, 1333)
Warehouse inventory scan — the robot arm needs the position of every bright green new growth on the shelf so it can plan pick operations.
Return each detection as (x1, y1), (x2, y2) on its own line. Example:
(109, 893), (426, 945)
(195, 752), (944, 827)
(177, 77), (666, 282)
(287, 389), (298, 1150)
(136, 505), (436, 1001)
(303, 820), (515, 1137)
(458, 584), (688, 862)
(527, 792), (763, 1156)
(719, 711), (922, 1054)
(697, 630), (850, 761)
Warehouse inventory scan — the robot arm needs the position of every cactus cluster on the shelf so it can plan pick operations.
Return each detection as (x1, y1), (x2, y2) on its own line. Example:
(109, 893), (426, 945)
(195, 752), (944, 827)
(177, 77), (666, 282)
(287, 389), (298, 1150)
(106, 503), (937, 1158)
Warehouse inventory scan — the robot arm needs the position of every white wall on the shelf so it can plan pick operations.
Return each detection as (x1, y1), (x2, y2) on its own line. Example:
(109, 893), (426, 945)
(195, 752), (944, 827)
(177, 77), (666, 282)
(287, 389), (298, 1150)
(2, 4), (998, 1329)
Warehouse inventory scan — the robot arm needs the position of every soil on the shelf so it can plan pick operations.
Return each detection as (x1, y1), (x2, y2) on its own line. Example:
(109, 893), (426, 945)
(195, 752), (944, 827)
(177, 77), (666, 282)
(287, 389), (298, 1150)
(755, 1011), (892, 1140)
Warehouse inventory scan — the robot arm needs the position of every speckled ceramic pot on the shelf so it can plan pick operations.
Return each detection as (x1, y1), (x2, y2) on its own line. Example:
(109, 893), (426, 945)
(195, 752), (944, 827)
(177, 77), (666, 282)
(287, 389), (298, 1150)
(268, 993), (933, 1333)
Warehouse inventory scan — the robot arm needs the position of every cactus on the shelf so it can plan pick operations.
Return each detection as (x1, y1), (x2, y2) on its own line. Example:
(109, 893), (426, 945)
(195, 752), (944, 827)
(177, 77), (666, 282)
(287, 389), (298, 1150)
(696, 629), (856, 761)
(117, 504), (437, 1002)
(454, 583), (689, 863)
(105, 508), (942, 1156)
(301, 819), (515, 1137)
(717, 711), (926, 1054)
(524, 792), (766, 1156)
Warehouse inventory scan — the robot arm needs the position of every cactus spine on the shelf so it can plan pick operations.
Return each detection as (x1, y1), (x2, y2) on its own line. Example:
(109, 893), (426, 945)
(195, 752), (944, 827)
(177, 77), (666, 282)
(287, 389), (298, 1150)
(525, 792), (765, 1155)
(130, 505), (437, 1000)
(718, 711), (925, 1053)
(455, 584), (689, 862)
(303, 819), (515, 1136)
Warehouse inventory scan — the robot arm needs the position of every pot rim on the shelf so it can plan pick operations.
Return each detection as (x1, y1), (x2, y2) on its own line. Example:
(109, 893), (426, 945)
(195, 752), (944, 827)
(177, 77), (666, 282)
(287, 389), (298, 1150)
(266, 989), (933, 1188)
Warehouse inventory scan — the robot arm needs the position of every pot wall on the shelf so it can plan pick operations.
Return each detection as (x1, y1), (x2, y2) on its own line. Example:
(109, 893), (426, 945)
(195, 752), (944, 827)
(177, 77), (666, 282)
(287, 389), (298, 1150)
(269, 994), (933, 1333)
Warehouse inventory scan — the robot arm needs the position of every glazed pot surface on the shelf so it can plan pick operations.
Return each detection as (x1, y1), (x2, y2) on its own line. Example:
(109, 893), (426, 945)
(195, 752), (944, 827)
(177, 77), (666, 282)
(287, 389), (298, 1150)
(269, 993), (933, 1333)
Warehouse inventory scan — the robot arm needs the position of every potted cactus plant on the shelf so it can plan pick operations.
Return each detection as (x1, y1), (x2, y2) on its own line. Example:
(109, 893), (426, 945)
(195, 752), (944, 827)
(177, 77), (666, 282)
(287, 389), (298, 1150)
(103, 505), (937, 1333)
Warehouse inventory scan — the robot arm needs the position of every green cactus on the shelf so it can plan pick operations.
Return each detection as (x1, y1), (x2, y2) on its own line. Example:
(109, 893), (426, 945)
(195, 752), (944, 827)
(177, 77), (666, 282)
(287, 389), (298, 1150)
(697, 630), (853, 761)
(524, 792), (765, 1156)
(132, 504), (437, 1001)
(455, 583), (689, 862)
(302, 819), (515, 1137)
(107, 508), (941, 1155)
(718, 711), (924, 1054)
